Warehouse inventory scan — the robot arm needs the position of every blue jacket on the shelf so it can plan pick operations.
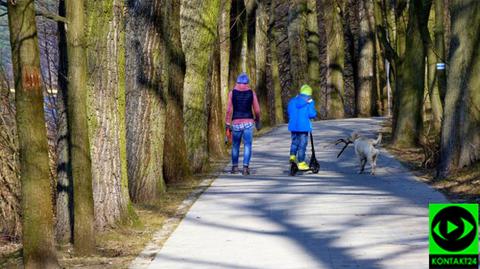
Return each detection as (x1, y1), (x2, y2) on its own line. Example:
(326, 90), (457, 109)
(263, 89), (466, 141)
(288, 94), (317, 132)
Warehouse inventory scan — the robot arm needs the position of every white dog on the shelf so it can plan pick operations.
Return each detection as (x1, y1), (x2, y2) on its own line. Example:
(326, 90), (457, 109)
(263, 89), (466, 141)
(336, 133), (382, 175)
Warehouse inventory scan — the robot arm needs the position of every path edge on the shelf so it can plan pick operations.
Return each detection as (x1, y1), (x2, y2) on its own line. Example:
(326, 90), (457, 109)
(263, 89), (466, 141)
(128, 170), (222, 269)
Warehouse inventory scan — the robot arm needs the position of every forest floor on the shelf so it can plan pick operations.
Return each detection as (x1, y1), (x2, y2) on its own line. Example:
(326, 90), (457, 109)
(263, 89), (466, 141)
(381, 118), (480, 203)
(0, 127), (276, 269)
(0, 159), (228, 269)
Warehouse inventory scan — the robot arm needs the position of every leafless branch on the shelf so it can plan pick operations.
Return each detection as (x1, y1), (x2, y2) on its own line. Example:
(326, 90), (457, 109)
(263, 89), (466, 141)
(35, 8), (67, 24)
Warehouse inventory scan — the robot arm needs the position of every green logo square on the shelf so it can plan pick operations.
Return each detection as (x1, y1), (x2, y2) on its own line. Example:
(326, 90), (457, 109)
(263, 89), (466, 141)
(429, 204), (479, 255)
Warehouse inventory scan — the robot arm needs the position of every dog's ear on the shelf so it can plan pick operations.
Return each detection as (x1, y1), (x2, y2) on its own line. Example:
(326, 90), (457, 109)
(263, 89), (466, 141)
(350, 132), (359, 141)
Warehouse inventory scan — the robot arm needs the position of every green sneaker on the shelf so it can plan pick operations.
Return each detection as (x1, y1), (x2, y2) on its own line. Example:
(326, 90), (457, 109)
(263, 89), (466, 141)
(289, 155), (296, 163)
(298, 162), (309, 171)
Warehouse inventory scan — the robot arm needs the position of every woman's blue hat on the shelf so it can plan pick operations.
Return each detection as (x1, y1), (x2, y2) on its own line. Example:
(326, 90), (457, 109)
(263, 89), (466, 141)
(237, 73), (250, 84)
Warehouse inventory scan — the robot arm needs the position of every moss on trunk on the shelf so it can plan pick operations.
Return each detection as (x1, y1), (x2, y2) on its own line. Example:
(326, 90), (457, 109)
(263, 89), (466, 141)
(181, 0), (221, 172)
(86, 0), (136, 229)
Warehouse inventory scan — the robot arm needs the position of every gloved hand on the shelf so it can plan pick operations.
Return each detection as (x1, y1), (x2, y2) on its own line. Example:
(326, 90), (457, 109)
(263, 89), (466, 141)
(255, 120), (261, 131)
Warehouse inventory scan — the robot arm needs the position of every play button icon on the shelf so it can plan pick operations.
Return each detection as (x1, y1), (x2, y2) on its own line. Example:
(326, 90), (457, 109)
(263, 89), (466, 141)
(447, 221), (458, 234)
(431, 206), (478, 252)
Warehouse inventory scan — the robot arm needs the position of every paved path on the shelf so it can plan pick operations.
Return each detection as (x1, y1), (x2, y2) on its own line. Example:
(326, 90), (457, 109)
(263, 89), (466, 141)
(145, 118), (447, 269)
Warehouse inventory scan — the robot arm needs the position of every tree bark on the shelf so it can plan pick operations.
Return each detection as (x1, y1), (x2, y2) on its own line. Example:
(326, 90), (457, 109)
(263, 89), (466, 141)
(288, 0), (308, 92)
(325, 0), (345, 118)
(219, 0), (231, 112)
(306, 0), (322, 111)
(55, 0), (73, 244)
(392, 0), (431, 147)
(427, 45), (443, 133)
(126, 0), (167, 203)
(208, 39), (227, 157)
(269, 0), (284, 124)
(255, 1), (269, 126)
(181, 0), (221, 172)
(0, 81), (21, 242)
(163, 0), (191, 184)
(438, 0), (480, 177)
(434, 0), (447, 103)
(86, 0), (135, 229)
(228, 0), (246, 88)
(356, 0), (376, 117)
(66, 0), (96, 255)
(7, 0), (59, 266)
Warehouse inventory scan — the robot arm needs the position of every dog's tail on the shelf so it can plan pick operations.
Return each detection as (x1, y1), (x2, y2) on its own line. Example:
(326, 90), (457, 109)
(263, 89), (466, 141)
(372, 133), (382, 146)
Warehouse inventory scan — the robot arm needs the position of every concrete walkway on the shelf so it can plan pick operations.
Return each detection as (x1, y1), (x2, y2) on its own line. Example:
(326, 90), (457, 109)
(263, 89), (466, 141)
(144, 118), (447, 269)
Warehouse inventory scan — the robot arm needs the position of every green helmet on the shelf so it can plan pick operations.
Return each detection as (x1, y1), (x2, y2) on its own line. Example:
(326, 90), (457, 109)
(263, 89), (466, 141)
(300, 84), (313, 96)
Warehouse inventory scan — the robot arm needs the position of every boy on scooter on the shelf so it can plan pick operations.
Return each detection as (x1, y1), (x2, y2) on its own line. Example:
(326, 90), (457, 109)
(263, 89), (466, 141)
(287, 84), (317, 170)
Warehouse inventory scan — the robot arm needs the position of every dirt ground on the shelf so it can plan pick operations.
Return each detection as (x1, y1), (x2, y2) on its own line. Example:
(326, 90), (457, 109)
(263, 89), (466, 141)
(0, 159), (228, 269)
(381, 119), (480, 203)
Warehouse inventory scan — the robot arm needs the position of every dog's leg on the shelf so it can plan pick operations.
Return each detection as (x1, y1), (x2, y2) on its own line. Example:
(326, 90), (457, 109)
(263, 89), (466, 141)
(359, 158), (366, 174)
(371, 153), (378, 175)
(369, 156), (375, 175)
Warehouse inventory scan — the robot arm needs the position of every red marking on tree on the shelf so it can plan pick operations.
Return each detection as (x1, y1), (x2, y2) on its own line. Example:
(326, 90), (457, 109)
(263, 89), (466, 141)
(22, 66), (42, 91)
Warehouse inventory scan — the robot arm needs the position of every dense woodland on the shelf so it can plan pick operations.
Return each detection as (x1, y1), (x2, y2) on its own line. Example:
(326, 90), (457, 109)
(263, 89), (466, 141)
(0, 0), (479, 267)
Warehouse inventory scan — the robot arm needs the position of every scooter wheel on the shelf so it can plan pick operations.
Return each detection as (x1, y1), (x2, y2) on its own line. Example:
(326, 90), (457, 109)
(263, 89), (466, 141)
(290, 162), (298, 176)
(311, 166), (319, 174)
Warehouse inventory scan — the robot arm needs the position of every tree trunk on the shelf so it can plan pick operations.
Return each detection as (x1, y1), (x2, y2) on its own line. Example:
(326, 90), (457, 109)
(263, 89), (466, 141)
(325, 0), (345, 118)
(255, 1), (270, 126)
(126, 0), (167, 203)
(356, 0), (376, 117)
(7, 0), (59, 266)
(86, 0), (135, 229)
(434, 0), (447, 103)
(246, 2), (257, 88)
(288, 0), (308, 92)
(375, 37), (387, 116)
(55, 0), (73, 244)
(392, 0), (431, 147)
(219, 0), (231, 112)
(66, 0), (96, 255)
(208, 40), (227, 157)
(0, 82), (21, 242)
(427, 46), (443, 133)
(269, 0), (284, 124)
(306, 0), (322, 111)
(228, 0), (246, 88)
(438, 0), (480, 177)
(163, 0), (191, 184)
(181, 0), (221, 172)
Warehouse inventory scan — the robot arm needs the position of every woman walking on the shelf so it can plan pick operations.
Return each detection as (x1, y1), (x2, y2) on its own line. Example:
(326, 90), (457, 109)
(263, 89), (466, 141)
(225, 73), (261, 175)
